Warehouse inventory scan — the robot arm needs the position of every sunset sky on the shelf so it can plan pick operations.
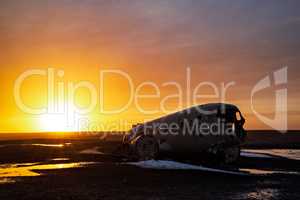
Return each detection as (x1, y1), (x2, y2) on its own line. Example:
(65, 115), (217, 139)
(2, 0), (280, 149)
(0, 0), (299, 132)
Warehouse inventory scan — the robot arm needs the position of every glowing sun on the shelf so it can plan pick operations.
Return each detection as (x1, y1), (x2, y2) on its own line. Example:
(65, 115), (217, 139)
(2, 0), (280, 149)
(39, 113), (72, 132)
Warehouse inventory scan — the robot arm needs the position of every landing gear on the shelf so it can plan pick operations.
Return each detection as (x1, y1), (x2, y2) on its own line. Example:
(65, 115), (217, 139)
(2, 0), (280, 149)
(221, 146), (240, 164)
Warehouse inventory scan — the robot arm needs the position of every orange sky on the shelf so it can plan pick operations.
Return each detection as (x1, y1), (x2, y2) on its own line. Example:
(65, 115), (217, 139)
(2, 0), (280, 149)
(0, 0), (299, 132)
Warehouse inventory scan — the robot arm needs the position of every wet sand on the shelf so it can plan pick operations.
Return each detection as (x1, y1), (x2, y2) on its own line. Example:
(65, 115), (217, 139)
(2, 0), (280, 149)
(1, 162), (300, 200)
(0, 137), (299, 200)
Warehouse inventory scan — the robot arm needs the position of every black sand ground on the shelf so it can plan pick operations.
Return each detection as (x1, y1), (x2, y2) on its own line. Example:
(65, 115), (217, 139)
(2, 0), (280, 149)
(0, 132), (300, 200)
(1, 162), (300, 200)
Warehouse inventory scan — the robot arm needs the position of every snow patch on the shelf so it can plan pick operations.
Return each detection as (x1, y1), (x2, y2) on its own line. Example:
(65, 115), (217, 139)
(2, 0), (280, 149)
(125, 160), (300, 176)
(126, 160), (246, 175)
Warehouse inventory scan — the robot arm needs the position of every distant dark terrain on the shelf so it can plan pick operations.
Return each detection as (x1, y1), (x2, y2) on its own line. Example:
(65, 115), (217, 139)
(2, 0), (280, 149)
(244, 130), (300, 149)
(1, 130), (300, 148)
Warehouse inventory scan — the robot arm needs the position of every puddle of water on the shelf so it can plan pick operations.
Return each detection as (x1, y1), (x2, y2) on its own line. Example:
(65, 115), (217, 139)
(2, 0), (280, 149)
(240, 168), (276, 175)
(31, 144), (64, 147)
(0, 163), (40, 169)
(51, 158), (70, 161)
(232, 188), (280, 200)
(24, 143), (72, 148)
(241, 168), (300, 175)
(243, 149), (300, 160)
(0, 178), (15, 184)
(0, 162), (98, 179)
(0, 143), (72, 148)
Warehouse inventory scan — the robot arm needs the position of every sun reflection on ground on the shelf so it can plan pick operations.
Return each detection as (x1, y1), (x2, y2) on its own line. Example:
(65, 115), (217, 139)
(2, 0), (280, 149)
(0, 162), (98, 180)
(0, 178), (15, 184)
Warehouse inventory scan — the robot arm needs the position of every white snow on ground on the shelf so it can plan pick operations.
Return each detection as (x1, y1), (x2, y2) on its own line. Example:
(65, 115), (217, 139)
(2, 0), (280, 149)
(79, 147), (105, 155)
(126, 160), (246, 175)
(125, 160), (300, 176)
(240, 151), (273, 158)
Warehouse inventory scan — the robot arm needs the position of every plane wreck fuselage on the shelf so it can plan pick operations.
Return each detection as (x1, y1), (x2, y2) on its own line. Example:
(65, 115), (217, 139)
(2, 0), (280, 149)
(123, 103), (246, 163)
